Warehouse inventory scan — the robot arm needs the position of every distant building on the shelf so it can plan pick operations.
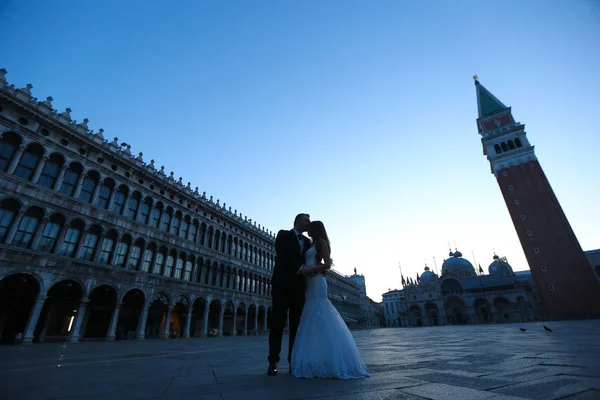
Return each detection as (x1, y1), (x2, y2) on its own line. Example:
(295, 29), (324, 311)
(585, 249), (600, 281)
(381, 289), (405, 327)
(367, 298), (382, 328)
(382, 251), (542, 327)
(325, 268), (363, 328)
(346, 268), (383, 328)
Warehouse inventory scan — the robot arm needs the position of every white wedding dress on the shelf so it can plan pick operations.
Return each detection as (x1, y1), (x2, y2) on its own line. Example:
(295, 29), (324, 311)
(291, 247), (370, 379)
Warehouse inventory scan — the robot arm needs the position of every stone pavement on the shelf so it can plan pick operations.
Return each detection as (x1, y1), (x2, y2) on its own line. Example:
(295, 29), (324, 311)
(1, 320), (599, 400)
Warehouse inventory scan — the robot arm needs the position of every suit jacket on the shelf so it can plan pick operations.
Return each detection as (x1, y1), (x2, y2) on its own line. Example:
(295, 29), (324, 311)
(271, 229), (309, 292)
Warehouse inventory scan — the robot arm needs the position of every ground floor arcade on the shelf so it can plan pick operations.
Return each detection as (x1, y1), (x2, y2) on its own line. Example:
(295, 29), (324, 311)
(0, 272), (272, 344)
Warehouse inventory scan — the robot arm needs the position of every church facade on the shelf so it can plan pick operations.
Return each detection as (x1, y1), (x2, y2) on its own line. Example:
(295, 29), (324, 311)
(382, 252), (542, 327)
(474, 78), (600, 319)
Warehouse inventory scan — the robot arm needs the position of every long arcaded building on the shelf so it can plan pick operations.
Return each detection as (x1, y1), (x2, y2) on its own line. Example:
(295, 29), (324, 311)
(0, 69), (365, 344)
(0, 69), (280, 343)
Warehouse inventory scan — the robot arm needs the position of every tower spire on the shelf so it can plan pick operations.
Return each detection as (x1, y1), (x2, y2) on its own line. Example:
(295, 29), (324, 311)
(474, 77), (508, 118)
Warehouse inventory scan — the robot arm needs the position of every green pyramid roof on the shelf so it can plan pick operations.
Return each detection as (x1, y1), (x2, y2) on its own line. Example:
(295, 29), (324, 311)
(475, 79), (507, 118)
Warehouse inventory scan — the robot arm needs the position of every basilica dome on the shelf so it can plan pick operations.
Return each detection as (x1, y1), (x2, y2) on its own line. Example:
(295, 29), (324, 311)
(419, 266), (437, 285)
(441, 251), (476, 277)
(488, 255), (515, 278)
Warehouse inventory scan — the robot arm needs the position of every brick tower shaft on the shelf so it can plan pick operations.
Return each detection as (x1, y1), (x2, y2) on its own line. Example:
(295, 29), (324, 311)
(473, 78), (600, 319)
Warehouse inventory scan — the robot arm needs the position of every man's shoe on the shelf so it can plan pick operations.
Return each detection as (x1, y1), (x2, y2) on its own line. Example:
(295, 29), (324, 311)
(267, 362), (278, 376)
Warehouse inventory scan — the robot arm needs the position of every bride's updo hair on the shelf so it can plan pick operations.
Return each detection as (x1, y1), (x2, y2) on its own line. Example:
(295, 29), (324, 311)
(307, 221), (332, 267)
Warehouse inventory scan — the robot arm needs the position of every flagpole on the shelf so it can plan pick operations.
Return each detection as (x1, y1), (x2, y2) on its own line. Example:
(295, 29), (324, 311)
(476, 261), (490, 322)
(472, 251), (479, 275)
(398, 262), (403, 288)
(399, 262), (409, 327)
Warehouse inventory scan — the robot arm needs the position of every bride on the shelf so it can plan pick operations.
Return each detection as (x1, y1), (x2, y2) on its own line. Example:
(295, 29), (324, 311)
(291, 221), (370, 379)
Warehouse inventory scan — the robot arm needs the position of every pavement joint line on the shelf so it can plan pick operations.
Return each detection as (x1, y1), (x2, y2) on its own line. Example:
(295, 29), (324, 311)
(160, 363), (183, 399)
(0, 344), (264, 374)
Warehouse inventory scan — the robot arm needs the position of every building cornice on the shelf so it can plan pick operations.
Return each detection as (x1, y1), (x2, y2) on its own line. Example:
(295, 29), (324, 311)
(0, 69), (274, 243)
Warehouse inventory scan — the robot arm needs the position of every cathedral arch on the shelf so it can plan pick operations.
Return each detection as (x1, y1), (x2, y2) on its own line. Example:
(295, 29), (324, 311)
(444, 296), (467, 325)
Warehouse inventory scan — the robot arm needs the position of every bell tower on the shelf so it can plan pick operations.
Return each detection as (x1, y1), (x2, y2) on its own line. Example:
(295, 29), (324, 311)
(473, 76), (600, 319)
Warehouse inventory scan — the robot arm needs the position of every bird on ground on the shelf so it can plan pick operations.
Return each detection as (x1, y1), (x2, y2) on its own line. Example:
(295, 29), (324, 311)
(543, 325), (552, 332)
(519, 328), (527, 332)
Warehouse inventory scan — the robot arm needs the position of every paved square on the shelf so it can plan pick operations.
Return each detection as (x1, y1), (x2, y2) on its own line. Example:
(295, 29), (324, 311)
(1, 320), (600, 400)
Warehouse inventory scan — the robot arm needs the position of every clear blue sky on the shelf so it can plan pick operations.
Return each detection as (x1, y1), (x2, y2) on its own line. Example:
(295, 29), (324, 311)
(2, 0), (599, 301)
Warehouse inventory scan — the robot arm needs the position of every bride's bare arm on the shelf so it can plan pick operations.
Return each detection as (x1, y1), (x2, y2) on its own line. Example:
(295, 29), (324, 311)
(300, 240), (331, 275)
(314, 239), (331, 272)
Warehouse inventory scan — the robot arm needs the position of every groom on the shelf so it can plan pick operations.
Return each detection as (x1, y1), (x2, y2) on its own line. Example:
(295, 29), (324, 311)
(267, 213), (311, 376)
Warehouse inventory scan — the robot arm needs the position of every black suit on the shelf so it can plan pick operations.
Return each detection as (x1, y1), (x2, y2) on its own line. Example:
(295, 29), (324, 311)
(268, 229), (308, 364)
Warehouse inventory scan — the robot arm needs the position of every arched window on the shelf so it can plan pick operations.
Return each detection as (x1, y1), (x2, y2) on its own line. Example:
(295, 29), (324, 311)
(59, 219), (84, 257)
(170, 212), (181, 236)
(494, 144), (502, 155)
(164, 252), (175, 277)
(180, 216), (189, 239)
(59, 163), (83, 197)
(37, 213), (64, 253)
(221, 233), (226, 253)
(196, 259), (204, 283)
(174, 254), (184, 279)
(508, 140), (516, 150)
(38, 153), (64, 188)
(0, 132), (21, 172)
(226, 267), (232, 288)
(114, 235), (131, 267)
(214, 229), (221, 250)
(80, 225), (101, 261)
(98, 230), (118, 264)
(142, 243), (156, 272)
(184, 260), (193, 281)
(79, 171), (100, 203)
(211, 263), (218, 286)
(13, 206), (44, 248)
(126, 191), (141, 220)
(199, 223), (207, 246)
(149, 202), (162, 229)
(234, 270), (239, 290)
(111, 185), (129, 214)
(501, 142), (508, 152)
(139, 197), (152, 225)
(96, 178), (114, 209)
(0, 198), (20, 242)
(515, 138), (523, 148)
(160, 207), (172, 232)
(207, 226), (214, 248)
(189, 221), (198, 242)
(14, 144), (44, 181)
(153, 248), (166, 274)
(129, 238), (144, 270)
